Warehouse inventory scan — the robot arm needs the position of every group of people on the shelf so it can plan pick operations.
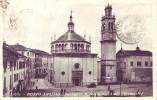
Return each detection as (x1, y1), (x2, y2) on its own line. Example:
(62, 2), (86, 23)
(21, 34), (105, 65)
(60, 88), (66, 97)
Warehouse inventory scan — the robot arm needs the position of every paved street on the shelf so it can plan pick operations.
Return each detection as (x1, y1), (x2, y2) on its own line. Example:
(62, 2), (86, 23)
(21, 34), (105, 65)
(22, 77), (152, 97)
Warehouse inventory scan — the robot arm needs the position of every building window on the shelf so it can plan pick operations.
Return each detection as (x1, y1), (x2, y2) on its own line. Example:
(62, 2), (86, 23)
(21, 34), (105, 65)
(74, 63), (80, 69)
(19, 62), (23, 69)
(111, 23), (113, 30)
(110, 66), (112, 69)
(10, 61), (12, 71)
(124, 62), (126, 69)
(17, 62), (18, 70)
(145, 62), (148, 66)
(17, 73), (18, 80)
(19, 73), (20, 80)
(130, 61), (133, 66)
(3, 61), (7, 73)
(88, 71), (92, 75)
(14, 74), (16, 82)
(150, 61), (152, 66)
(108, 22), (110, 30)
(23, 62), (25, 68)
(22, 52), (24, 55)
(14, 61), (16, 70)
(137, 61), (141, 66)
(27, 52), (29, 56)
(61, 71), (65, 75)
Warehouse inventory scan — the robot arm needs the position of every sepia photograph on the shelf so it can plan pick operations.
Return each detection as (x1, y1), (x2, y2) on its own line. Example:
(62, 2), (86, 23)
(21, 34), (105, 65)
(1, 0), (156, 98)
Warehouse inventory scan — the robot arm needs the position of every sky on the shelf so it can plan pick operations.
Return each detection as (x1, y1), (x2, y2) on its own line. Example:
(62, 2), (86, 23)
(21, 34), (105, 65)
(2, 0), (154, 57)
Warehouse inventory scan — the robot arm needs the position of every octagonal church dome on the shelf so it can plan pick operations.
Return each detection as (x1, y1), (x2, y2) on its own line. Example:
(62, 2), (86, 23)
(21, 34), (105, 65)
(51, 10), (91, 54)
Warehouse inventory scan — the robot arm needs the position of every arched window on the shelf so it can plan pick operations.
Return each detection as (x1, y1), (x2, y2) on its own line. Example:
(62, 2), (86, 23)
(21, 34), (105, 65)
(78, 44), (80, 50)
(65, 43), (67, 49)
(111, 23), (113, 30)
(81, 44), (84, 51)
(55, 44), (58, 50)
(74, 44), (77, 51)
(62, 44), (64, 51)
(59, 44), (61, 50)
(108, 10), (111, 16)
(108, 22), (110, 30)
(70, 43), (73, 49)
(51, 45), (54, 51)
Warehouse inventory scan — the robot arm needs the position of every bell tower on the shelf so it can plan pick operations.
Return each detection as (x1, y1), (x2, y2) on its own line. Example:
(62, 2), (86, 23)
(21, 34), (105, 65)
(100, 4), (117, 83)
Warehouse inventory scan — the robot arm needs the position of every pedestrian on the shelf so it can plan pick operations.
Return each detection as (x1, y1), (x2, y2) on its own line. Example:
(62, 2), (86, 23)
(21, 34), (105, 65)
(109, 90), (114, 96)
(108, 85), (110, 91)
(60, 88), (63, 97)
(135, 89), (141, 97)
(128, 80), (131, 83)
(64, 89), (66, 95)
(36, 86), (38, 92)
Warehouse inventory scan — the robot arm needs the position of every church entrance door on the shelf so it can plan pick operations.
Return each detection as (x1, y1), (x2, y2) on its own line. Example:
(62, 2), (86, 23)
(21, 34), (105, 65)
(72, 71), (83, 86)
(74, 78), (79, 86)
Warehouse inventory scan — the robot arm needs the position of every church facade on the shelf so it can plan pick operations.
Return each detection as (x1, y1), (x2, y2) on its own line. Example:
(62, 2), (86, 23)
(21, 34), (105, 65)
(49, 11), (98, 87)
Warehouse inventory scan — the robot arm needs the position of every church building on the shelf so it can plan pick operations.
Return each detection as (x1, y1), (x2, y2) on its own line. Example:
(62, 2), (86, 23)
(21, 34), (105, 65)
(49, 10), (98, 87)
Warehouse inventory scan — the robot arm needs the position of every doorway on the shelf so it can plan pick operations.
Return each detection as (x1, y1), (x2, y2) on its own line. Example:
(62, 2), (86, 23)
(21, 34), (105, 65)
(74, 78), (79, 86)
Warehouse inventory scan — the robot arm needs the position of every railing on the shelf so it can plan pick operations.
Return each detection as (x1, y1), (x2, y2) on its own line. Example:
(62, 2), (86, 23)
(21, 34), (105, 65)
(51, 49), (90, 53)
(102, 15), (115, 19)
(101, 29), (116, 33)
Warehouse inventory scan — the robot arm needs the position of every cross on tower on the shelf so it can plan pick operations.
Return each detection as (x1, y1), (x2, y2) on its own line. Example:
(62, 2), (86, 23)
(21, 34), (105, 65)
(70, 8), (73, 21)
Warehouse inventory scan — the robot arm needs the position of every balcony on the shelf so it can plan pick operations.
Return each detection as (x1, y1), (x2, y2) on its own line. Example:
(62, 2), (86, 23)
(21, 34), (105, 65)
(102, 15), (115, 20)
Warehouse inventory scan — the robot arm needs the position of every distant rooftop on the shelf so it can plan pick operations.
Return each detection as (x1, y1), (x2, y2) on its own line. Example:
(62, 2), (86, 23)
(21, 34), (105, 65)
(7, 42), (49, 55)
(116, 46), (152, 57)
(30, 49), (49, 55)
(10, 43), (27, 51)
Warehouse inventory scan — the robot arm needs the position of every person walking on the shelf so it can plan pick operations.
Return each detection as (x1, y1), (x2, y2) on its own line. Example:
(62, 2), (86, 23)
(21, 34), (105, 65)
(36, 86), (38, 92)
(60, 88), (63, 97)
(63, 89), (66, 95)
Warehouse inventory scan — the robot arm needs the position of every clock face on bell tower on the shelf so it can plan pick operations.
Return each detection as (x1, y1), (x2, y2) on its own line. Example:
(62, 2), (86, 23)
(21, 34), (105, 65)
(100, 4), (117, 83)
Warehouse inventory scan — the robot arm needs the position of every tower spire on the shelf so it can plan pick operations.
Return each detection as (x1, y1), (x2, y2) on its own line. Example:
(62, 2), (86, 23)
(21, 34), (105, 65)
(70, 8), (73, 22)
(68, 9), (74, 31)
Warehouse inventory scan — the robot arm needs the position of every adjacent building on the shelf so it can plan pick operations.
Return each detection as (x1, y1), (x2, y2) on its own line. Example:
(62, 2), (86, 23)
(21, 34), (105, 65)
(10, 43), (36, 79)
(30, 49), (49, 77)
(3, 42), (29, 97)
(116, 46), (152, 83)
